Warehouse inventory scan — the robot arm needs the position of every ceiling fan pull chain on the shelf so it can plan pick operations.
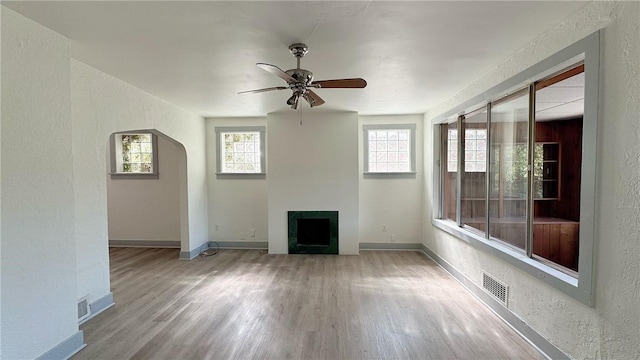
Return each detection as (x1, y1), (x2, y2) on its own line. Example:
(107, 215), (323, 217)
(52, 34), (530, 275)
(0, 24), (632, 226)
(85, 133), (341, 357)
(299, 104), (303, 125)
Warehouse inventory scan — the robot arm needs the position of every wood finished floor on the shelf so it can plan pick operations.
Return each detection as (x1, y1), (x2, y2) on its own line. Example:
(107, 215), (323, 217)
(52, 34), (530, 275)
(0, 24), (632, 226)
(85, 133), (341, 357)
(75, 248), (544, 360)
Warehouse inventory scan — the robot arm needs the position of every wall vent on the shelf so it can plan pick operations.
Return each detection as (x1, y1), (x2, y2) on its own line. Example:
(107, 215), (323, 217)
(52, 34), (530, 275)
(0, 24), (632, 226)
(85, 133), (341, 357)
(482, 272), (508, 306)
(78, 297), (90, 322)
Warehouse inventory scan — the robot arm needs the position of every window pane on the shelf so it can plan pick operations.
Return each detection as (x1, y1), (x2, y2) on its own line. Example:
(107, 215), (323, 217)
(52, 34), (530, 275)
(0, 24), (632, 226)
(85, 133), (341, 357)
(119, 133), (153, 173)
(461, 110), (488, 234)
(442, 122), (457, 221)
(533, 66), (584, 271)
(367, 129), (412, 173)
(220, 131), (262, 173)
(489, 89), (530, 249)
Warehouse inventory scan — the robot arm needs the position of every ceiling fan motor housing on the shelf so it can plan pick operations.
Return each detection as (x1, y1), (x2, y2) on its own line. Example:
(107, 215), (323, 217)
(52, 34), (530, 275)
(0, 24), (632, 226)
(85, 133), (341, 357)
(285, 69), (314, 85)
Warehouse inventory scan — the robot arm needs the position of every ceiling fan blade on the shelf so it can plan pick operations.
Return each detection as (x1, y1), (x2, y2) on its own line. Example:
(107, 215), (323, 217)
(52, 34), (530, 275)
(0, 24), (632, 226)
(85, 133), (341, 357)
(256, 63), (295, 83)
(238, 86), (288, 94)
(304, 90), (325, 107)
(311, 78), (367, 89)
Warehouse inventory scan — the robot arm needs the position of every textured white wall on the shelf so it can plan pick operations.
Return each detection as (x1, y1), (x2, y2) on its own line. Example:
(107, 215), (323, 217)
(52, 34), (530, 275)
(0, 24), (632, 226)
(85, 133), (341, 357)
(594, 2), (640, 357)
(1, 8), (79, 359)
(206, 117), (268, 243)
(267, 111), (359, 255)
(358, 115), (424, 244)
(71, 60), (207, 304)
(0, 5), (3, 355)
(424, 2), (640, 358)
(107, 135), (182, 243)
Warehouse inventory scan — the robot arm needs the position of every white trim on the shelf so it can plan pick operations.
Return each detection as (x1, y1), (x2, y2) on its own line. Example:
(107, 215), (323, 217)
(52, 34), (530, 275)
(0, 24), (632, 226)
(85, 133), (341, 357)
(179, 247), (201, 260)
(109, 240), (181, 248)
(211, 241), (268, 249)
(359, 242), (422, 250)
(79, 293), (115, 325)
(35, 331), (85, 360)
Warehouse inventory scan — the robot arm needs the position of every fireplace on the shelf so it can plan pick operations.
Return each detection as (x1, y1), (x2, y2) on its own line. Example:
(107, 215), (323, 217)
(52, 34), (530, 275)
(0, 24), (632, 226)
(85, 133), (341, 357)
(288, 211), (338, 254)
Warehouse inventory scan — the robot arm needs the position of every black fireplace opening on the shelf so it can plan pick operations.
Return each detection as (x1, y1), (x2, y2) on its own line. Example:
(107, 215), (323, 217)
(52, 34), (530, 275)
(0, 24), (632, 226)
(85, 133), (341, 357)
(297, 218), (331, 246)
(288, 211), (338, 254)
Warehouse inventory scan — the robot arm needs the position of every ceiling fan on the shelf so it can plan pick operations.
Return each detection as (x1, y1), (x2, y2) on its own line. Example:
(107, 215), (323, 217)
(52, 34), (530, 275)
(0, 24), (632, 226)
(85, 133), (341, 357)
(238, 43), (367, 109)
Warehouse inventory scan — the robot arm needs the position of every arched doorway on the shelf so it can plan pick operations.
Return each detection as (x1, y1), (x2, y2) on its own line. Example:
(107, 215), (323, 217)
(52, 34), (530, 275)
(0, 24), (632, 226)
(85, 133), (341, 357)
(106, 129), (189, 251)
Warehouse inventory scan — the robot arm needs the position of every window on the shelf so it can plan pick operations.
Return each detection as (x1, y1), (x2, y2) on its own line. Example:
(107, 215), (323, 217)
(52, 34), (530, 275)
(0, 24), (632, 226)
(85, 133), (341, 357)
(442, 122), (458, 221)
(441, 69), (582, 265)
(432, 31), (599, 306)
(461, 108), (488, 235)
(215, 126), (266, 177)
(363, 124), (416, 174)
(488, 88), (530, 250)
(110, 132), (158, 179)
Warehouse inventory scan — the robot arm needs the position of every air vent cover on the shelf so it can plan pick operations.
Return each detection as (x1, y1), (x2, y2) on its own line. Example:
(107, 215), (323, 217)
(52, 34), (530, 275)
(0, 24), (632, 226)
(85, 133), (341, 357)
(482, 272), (508, 306)
(78, 297), (90, 322)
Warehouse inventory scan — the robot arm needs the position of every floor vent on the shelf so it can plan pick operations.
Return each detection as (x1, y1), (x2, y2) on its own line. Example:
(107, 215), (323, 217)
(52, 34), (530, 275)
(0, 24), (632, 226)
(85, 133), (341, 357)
(78, 297), (90, 322)
(482, 272), (508, 306)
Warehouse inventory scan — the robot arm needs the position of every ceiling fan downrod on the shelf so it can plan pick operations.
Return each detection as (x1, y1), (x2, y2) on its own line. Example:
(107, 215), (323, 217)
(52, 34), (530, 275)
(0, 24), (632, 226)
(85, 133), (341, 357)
(289, 43), (308, 69)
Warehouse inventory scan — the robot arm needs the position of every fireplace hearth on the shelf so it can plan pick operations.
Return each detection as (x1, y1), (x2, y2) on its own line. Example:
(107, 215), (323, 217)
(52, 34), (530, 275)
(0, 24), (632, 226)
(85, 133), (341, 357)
(288, 211), (338, 254)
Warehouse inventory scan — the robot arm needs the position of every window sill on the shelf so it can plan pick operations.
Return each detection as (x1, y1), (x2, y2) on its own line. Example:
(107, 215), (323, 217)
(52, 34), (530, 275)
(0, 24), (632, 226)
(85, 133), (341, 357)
(431, 218), (592, 306)
(215, 173), (266, 180)
(363, 172), (417, 179)
(109, 173), (159, 180)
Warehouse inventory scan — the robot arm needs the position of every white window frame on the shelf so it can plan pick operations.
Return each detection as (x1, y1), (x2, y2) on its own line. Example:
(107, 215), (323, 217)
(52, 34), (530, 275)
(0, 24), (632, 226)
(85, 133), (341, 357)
(363, 124), (417, 176)
(109, 131), (159, 179)
(215, 126), (266, 179)
(431, 31), (599, 306)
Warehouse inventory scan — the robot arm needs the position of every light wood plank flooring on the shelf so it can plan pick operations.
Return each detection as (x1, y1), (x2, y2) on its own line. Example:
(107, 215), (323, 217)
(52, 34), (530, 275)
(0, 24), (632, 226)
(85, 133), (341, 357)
(75, 248), (544, 360)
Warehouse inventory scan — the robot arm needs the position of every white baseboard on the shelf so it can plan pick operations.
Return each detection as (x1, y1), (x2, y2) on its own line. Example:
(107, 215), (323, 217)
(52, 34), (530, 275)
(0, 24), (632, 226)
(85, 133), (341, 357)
(359, 242), (422, 250)
(35, 331), (85, 360)
(79, 293), (114, 325)
(109, 240), (180, 248)
(210, 241), (268, 249)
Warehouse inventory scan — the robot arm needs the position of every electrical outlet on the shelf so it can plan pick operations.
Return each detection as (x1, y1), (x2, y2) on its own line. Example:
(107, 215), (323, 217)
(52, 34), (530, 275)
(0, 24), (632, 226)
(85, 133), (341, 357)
(382, 224), (387, 232)
(390, 234), (397, 243)
(250, 229), (256, 237)
(214, 224), (219, 231)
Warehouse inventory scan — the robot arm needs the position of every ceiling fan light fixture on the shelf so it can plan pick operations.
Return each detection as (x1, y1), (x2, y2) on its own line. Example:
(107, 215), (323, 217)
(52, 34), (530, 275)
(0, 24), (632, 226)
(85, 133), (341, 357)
(286, 94), (298, 106)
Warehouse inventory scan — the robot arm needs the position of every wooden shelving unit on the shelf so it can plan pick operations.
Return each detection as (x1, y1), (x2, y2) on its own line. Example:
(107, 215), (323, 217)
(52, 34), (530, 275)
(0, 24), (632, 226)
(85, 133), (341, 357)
(535, 142), (560, 200)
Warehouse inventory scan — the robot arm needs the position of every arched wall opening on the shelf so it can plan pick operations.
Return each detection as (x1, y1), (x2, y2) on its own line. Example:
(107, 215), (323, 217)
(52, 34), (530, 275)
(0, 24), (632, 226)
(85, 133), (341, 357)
(106, 129), (189, 251)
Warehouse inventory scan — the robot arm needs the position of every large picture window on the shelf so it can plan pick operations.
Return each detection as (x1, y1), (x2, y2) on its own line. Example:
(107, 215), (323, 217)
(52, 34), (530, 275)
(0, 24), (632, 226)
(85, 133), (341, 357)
(432, 31), (599, 306)
(439, 65), (583, 271)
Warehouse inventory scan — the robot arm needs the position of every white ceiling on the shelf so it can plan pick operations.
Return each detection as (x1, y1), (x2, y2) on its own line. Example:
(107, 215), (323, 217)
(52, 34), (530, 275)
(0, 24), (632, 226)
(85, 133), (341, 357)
(536, 72), (584, 121)
(4, 1), (588, 118)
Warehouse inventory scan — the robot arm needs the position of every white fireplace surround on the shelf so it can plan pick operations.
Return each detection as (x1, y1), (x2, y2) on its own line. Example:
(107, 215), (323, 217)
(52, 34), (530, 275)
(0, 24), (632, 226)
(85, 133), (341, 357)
(267, 111), (359, 254)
